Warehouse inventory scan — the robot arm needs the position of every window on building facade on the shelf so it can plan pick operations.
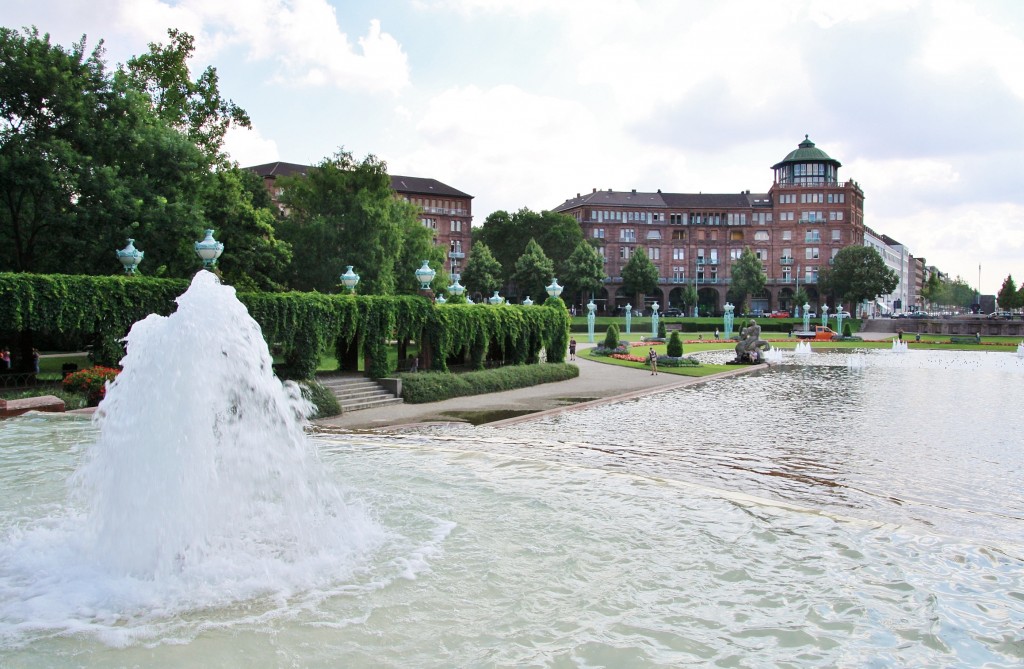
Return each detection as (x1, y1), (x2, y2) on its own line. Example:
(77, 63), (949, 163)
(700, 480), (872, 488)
(827, 193), (845, 203)
(782, 230), (792, 240)
(806, 229), (821, 242)
(755, 249), (768, 261)
(673, 248), (685, 260)
(593, 228), (605, 239)
(652, 212), (664, 222)
(829, 211), (844, 221)
(753, 212), (773, 225)
(422, 218), (437, 229)
(727, 213), (747, 225)
(754, 231), (769, 241)
(670, 213), (686, 225)
(697, 247), (706, 262)
(709, 249), (719, 264)
(450, 220), (462, 233)
(782, 247), (792, 260)
(620, 228), (636, 242)
(806, 247), (820, 260)
(782, 268), (792, 281)
(647, 230), (662, 240)
(831, 229), (841, 242)
(781, 212), (794, 221)
(671, 229), (686, 240)
(730, 249), (742, 260)
(729, 230), (743, 241)
(648, 247), (660, 260)
(801, 193), (824, 203)
(620, 246), (632, 260)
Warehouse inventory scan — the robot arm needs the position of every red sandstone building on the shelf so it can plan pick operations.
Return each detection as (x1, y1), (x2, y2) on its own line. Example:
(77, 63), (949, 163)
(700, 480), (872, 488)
(245, 162), (473, 281)
(552, 136), (865, 314)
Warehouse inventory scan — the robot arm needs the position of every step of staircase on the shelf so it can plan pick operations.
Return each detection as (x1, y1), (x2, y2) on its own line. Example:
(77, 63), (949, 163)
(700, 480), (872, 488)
(317, 374), (404, 412)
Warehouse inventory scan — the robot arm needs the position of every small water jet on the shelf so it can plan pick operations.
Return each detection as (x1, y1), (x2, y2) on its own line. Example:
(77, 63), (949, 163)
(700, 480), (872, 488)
(763, 348), (784, 365)
(846, 353), (867, 371)
(892, 339), (909, 353)
(1017, 341), (1024, 358)
(793, 341), (813, 357)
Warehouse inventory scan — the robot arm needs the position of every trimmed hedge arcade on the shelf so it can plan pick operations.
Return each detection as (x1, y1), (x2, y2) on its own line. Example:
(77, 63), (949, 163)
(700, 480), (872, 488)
(0, 273), (571, 380)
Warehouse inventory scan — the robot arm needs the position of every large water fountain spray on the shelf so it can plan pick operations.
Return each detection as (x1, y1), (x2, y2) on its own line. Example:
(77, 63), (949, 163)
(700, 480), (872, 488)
(72, 271), (380, 580)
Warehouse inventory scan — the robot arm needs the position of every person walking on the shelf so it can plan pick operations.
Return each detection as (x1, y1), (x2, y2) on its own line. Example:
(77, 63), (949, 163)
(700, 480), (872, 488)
(568, 337), (577, 361)
(648, 347), (658, 375)
(715, 328), (720, 340)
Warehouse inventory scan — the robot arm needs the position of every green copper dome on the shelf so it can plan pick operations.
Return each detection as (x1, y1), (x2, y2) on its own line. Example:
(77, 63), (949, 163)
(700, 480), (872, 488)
(772, 135), (841, 169)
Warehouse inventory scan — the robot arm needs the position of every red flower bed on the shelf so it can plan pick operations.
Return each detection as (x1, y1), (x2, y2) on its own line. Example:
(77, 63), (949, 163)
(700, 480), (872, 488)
(611, 353), (648, 363)
(62, 366), (120, 406)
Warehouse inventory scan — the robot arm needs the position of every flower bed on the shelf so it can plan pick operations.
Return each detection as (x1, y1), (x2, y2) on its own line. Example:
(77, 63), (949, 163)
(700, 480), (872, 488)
(62, 366), (120, 406)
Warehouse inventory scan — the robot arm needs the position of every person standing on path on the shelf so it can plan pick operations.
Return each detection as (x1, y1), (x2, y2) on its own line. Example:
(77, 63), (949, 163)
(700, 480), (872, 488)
(569, 337), (577, 361)
(648, 347), (658, 375)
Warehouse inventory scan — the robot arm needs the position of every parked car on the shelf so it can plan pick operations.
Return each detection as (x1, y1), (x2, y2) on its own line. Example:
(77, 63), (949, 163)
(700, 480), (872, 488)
(769, 310), (790, 318)
(988, 311), (1012, 320)
(662, 308), (683, 317)
(909, 311), (929, 318)
(805, 311), (817, 319)
(834, 310), (851, 318)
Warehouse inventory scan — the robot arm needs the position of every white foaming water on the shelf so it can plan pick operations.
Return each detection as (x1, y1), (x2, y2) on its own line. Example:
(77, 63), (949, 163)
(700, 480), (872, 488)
(1017, 341), (1024, 358)
(763, 347), (784, 364)
(891, 339), (909, 353)
(793, 341), (812, 357)
(1, 272), (383, 640)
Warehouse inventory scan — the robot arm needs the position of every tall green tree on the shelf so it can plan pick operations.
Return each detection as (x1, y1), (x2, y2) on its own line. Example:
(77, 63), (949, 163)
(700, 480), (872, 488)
(678, 283), (698, 314)
(729, 247), (767, 312)
(459, 241), (502, 298)
(919, 272), (941, 310)
(937, 277), (975, 309)
(512, 238), (555, 302)
(562, 240), (606, 306)
(475, 208), (583, 287)
(395, 198), (449, 295)
(820, 246), (898, 305)
(122, 28), (250, 163)
(277, 150), (406, 294)
(620, 246), (658, 301)
(997, 274), (1020, 311)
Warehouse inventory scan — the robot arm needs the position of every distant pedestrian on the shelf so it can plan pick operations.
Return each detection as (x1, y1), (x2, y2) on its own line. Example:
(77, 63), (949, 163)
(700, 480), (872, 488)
(0, 348), (9, 370)
(648, 347), (658, 375)
(714, 328), (720, 340)
(569, 337), (577, 361)
(32, 348), (40, 374)
(897, 329), (903, 342)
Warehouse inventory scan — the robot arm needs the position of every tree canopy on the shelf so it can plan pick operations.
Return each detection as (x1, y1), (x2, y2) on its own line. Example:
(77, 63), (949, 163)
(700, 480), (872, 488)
(728, 247), (767, 311)
(819, 246), (898, 305)
(620, 247), (659, 300)
(474, 208), (583, 288)
(460, 241), (502, 298)
(0, 26), (288, 288)
(512, 238), (554, 302)
(562, 240), (606, 306)
(997, 275), (1020, 311)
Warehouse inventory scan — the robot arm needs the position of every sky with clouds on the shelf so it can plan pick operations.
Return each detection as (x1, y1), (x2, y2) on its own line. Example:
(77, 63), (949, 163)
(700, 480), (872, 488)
(8, 0), (1023, 293)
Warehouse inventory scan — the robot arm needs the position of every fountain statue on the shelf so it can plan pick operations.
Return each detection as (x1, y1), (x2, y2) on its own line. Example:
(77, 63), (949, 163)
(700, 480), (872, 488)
(586, 299), (597, 343)
(624, 302), (632, 334)
(730, 319), (771, 364)
(651, 301), (660, 338)
(723, 302), (735, 339)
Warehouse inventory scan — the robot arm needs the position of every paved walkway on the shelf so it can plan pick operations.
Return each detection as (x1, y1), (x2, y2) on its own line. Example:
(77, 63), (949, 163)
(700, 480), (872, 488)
(313, 346), (760, 431)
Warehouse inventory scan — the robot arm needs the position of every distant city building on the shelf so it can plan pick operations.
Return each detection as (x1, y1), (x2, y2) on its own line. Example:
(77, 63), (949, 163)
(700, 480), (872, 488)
(864, 229), (912, 316)
(552, 136), (866, 314)
(244, 162), (473, 281)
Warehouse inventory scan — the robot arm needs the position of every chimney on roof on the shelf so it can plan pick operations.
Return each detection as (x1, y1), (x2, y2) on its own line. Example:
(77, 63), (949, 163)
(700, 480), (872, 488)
(631, 189), (636, 193)
(577, 193), (580, 198)
(592, 188), (596, 193)
(657, 189), (661, 193)
(607, 188), (612, 193)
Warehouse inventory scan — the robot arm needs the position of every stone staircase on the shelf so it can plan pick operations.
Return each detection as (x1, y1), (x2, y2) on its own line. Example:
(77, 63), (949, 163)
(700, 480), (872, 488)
(317, 374), (404, 412)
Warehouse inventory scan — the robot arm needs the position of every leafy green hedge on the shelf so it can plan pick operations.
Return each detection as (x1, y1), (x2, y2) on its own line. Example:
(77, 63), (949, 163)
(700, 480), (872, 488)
(300, 380), (342, 418)
(398, 363), (579, 404)
(0, 273), (570, 380)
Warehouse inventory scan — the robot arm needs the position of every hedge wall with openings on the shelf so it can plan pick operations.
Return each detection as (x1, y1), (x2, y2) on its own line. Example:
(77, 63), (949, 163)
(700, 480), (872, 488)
(0, 273), (570, 379)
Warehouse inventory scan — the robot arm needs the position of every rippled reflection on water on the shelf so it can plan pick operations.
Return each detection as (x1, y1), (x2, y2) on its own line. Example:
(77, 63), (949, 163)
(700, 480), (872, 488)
(1, 350), (1022, 667)
(421, 349), (1024, 543)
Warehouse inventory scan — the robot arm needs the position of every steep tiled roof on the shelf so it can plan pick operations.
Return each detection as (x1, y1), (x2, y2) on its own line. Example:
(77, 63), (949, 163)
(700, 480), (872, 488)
(244, 161), (310, 178)
(390, 175), (472, 199)
(555, 189), (771, 212)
